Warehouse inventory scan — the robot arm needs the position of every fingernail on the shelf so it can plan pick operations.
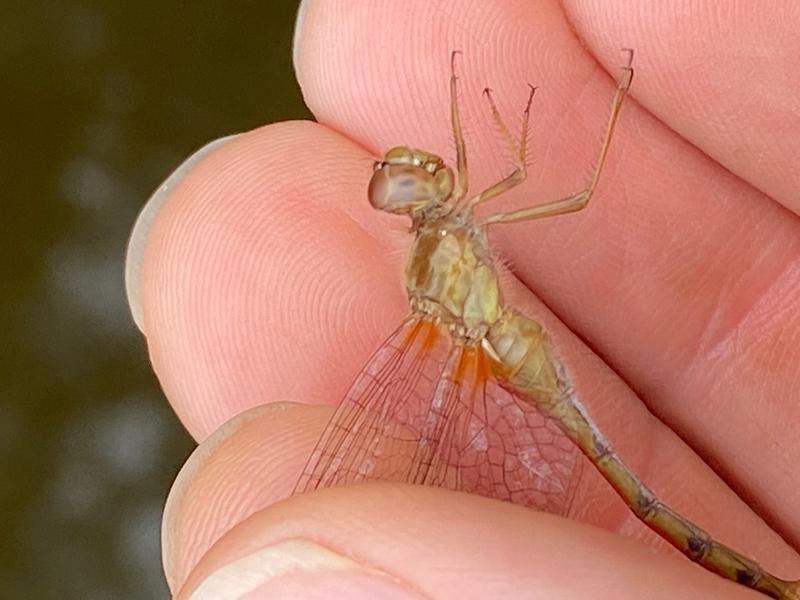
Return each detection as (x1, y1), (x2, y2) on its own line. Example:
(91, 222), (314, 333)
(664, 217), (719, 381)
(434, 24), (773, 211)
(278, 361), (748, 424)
(125, 135), (237, 332)
(292, 0), (310, 72)
(188, 539), (420, 600)
(162, 404), (276, 589)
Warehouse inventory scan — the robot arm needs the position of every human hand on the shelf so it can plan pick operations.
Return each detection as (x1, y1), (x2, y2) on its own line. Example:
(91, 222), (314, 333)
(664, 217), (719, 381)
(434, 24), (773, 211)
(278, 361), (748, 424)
(126, 1), (800, 597)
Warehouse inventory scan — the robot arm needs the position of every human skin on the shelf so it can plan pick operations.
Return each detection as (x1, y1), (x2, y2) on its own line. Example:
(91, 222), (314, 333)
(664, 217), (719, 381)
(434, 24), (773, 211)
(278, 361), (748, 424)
(125, 1), (800, 598)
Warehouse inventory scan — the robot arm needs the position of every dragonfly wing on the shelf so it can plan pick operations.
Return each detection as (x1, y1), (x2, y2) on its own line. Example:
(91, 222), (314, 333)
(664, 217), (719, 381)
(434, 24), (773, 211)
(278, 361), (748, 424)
(471, 374), (584, 515)
(293, 315), (450, 493)
(411, 343), (583, 516)
(294, 315), (583, 516)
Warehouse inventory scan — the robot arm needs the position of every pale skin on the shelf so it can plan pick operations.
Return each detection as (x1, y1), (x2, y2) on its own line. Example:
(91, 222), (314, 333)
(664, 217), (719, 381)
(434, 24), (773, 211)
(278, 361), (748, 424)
(131, 1), (800, 598)
(294, 48), (797, 597)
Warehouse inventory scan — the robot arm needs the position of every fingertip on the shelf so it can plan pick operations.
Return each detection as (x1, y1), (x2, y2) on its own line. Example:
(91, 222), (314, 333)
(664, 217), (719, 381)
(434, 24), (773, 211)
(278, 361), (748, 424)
(163, 402), (328, 591)
(139, 121), (407, 438)
(126, 135), (240, 332)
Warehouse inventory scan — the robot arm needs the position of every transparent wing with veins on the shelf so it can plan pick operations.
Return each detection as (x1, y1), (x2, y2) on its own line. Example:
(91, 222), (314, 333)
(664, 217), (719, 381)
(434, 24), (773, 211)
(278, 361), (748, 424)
(294, 315), (583, 516)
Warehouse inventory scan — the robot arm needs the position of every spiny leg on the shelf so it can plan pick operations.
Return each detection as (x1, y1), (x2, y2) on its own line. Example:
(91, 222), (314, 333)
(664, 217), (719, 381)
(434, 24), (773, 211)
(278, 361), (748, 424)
(459, 84), (536, 212)
(450, 51), (468, 202)
(481, 49), (634, 226)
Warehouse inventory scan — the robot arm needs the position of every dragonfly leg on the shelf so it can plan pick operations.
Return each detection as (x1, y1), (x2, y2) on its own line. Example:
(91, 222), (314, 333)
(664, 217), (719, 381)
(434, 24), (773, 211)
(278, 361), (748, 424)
(460, 84), (536, 211)
(480, 50), (634, 227)
(450, 51), (469, 202)
(486, 310), (799, 599)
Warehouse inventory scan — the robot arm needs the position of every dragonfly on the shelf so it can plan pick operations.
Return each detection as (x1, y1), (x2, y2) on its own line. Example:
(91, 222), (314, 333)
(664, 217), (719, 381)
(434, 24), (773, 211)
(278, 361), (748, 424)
(293, 50), (799, 599)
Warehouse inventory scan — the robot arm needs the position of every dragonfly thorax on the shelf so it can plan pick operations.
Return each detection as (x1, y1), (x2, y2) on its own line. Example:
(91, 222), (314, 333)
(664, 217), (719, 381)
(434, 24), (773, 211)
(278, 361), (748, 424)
(406, 218), (502, 334)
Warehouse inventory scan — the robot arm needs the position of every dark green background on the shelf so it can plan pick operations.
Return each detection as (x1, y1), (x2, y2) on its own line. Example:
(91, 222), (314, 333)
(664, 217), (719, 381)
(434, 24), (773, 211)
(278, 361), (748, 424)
(0, 2), (310, 598)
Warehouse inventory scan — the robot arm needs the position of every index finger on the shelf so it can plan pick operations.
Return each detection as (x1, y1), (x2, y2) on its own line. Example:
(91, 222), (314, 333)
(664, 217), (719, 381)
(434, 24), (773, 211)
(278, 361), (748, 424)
(293, 0), (800, 548)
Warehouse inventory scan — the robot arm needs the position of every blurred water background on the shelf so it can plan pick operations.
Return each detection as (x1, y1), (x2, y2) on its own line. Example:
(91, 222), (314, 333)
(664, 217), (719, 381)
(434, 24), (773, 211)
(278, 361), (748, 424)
(0, 2), (310, 598)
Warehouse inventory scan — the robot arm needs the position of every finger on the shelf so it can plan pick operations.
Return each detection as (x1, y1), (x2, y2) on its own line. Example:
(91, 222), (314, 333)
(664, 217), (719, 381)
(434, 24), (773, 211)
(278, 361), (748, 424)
(176, 487), (756, 600)
(293, 0), (800, 545)
(135, 122), (799, 581)
(136, 122), (407, 439)
(161, 403), (325, 591)
(562, 0), (800, 213)
(163, 403), (790, 599)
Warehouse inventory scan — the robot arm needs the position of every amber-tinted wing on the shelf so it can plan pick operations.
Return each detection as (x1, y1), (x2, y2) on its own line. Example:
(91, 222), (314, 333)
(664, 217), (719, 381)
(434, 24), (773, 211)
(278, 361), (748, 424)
(293, 314), (582, 515)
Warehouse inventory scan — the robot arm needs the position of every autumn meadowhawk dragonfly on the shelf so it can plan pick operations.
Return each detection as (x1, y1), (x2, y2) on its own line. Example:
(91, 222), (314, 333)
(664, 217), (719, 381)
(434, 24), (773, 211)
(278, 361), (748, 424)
(293, 50), (799, 599)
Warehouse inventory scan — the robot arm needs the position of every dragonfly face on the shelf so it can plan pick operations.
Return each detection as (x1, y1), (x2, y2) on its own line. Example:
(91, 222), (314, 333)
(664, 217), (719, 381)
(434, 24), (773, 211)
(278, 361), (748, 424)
(368, 146), (454, 215)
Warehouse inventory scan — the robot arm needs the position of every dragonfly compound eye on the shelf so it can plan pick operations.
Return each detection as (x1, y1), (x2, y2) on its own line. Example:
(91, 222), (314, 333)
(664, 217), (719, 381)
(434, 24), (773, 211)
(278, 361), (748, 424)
(368, 164), (437, 214)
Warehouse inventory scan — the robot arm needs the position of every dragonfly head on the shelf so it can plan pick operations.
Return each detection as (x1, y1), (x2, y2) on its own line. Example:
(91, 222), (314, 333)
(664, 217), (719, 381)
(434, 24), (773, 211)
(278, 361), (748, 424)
(368, 146), (454, 216)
